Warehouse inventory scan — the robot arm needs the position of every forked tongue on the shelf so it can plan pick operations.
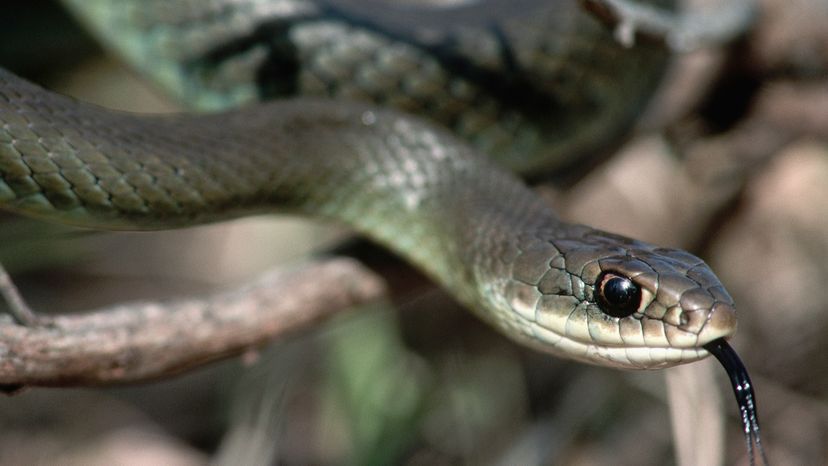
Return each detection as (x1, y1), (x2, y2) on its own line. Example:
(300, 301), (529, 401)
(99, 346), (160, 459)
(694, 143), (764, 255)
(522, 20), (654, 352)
(703, 338), (769, 466)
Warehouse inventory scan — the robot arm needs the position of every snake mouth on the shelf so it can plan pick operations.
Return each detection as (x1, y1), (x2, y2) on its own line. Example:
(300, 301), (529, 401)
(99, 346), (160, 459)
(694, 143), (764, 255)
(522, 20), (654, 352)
(526, 319), (716, 369)
(584, 343), (709, 369)
(553, 309), (737, 369)
(527, 326), (711, 369)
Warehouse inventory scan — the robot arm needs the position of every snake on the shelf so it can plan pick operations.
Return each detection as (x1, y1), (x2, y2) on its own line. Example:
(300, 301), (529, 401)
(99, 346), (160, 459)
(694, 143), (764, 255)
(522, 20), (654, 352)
(0, 0), (766, 461)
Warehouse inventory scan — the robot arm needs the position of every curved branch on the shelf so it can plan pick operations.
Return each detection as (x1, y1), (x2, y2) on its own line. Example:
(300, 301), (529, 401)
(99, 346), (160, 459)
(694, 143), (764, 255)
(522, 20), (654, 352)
(581, 0), (756, 50)
(0, 257), (387, 387)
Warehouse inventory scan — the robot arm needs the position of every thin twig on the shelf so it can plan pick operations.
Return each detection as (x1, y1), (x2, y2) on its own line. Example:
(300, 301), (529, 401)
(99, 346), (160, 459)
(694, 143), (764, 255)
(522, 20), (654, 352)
(666, 360), (725, 466)
(581, 0), (756, 51)
(0, 262), (39, 326)
(0, 257), (387, 387)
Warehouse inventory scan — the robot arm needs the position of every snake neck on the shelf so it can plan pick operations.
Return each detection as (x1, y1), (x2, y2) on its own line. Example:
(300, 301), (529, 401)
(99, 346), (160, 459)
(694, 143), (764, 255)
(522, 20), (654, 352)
(0, 68), (556, 334)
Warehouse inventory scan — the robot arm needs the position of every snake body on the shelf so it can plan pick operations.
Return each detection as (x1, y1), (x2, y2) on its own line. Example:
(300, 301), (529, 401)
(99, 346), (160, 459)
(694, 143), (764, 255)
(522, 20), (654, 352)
(62, 0), (670, 176)
(0, 0), (739, 368)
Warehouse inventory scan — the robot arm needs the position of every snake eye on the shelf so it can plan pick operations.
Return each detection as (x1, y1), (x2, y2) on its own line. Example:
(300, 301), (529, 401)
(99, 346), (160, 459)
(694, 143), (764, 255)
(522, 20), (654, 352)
(595, 272), (641, 318)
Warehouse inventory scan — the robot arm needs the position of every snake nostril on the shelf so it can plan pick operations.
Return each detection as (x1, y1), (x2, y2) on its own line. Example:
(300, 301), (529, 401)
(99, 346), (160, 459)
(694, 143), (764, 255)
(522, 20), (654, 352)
(679, 312), (689, 326)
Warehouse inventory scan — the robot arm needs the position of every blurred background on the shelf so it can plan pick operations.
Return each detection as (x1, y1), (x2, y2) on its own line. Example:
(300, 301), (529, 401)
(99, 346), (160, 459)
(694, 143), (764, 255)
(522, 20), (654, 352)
(0, 0), (826, 465)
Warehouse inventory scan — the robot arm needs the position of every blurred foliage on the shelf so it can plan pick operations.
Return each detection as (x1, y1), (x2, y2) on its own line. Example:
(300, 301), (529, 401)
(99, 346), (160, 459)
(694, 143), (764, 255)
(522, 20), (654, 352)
(0, 0), (99, 79)
(325, 306), (430, 465)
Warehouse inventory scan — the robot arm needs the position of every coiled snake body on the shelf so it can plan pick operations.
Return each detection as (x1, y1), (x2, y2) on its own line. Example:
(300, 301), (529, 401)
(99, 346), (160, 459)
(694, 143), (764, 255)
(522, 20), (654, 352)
(0, 0), (770, 460)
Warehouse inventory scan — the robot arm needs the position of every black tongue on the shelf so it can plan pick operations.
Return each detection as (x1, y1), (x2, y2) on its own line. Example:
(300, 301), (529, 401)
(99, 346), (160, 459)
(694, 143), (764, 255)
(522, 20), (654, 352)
(703, 338), (770, 466)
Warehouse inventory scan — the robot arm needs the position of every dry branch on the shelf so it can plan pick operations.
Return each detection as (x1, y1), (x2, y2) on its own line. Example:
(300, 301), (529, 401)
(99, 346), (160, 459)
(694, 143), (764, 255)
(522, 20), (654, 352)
(581, 0), (755, 50)
(0, 257), (387, 387)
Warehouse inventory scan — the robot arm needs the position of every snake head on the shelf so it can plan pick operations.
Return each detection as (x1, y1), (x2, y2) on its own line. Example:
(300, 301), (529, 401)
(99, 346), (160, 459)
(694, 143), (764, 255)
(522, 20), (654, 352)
(504, 228), (737, 369)
(590, 246), (737, 365)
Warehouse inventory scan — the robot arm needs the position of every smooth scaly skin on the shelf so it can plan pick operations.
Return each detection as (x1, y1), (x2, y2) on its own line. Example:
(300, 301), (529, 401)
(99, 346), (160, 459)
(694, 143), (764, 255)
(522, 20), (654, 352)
(61, 0), (671, 177)
(0, 69), (736, 368)
(0, 0), (740, 369)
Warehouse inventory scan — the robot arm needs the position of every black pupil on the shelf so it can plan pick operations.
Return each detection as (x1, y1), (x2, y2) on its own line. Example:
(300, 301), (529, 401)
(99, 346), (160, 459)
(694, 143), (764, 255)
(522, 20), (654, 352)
(596, 274), (641, 318)
(606, 277), (635, 304)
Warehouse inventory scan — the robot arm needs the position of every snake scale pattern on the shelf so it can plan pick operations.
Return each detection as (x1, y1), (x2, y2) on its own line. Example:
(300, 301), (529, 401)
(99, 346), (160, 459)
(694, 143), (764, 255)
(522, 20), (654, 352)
(0, 1), (771, 461)
(0, 0), (745, 369)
